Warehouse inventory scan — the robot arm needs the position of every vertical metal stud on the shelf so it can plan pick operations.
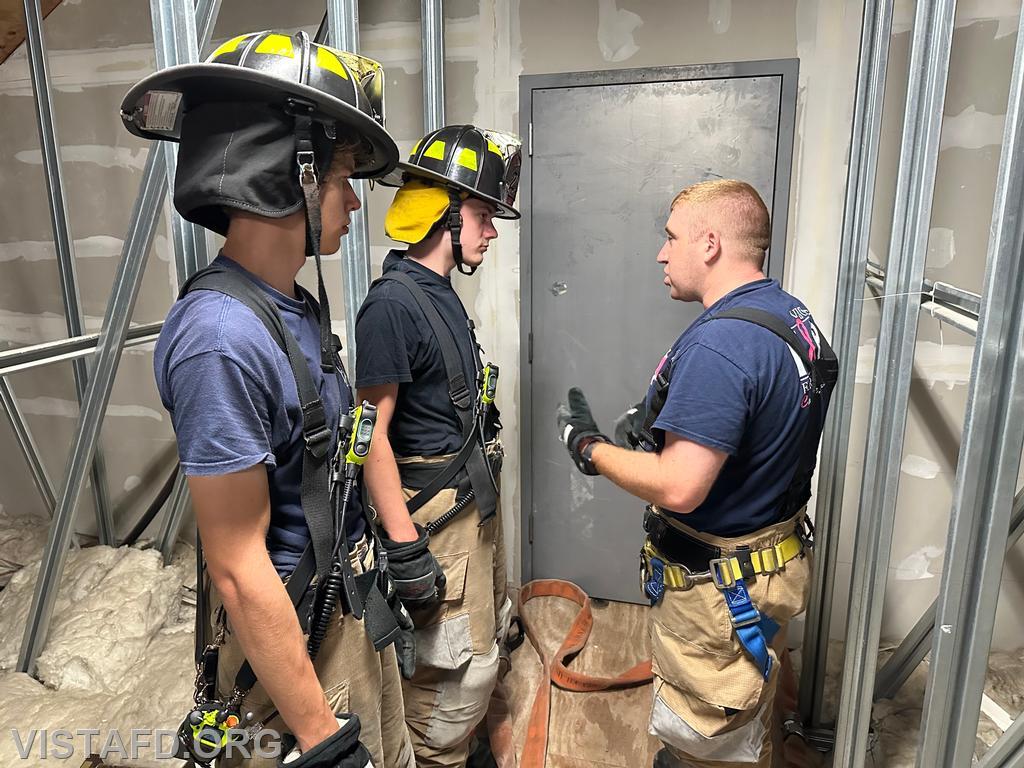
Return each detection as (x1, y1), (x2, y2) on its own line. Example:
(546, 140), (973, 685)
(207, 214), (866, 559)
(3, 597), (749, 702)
(798, 0), (894, 728)
(21, 0), (115, 545)
(149, 0), (211, 279)
(140, 0), (223, 557)
(421, 0), (446, 133)
(832, 0), (958, 764)
(916, 9), (1024, 763)
(327, 0), (371, 370)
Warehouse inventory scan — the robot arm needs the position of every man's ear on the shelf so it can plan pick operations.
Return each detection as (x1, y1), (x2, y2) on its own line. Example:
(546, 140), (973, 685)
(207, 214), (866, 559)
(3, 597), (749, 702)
(704, 230), (722, 263)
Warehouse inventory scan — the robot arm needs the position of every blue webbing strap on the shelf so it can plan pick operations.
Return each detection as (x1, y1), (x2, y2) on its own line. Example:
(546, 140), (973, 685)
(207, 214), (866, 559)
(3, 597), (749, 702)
(722, 578), (779, 680)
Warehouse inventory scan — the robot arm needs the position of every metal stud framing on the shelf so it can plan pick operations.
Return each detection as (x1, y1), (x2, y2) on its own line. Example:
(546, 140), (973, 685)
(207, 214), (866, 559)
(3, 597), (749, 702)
(21, 0), (114, 545)
(831, 0), (957, 763)
(327, 0), (370, 370)
(916, 7), (1024, 761)
(797, 0), (893, 729)
(14, 0), (222, 674)
(422, 0), (445, 133)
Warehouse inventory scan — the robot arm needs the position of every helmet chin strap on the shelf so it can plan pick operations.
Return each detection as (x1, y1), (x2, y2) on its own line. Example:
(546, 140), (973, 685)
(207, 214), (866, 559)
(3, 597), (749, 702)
(446, 188), (476, 276)
(294, 110), (337, 373)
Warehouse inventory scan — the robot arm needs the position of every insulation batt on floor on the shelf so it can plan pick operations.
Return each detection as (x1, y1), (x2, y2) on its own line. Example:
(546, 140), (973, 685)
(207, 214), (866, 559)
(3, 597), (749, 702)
(2, 507), (1024, 766)
(814, 640), (1024, 767)
(0, 511), (196, 768)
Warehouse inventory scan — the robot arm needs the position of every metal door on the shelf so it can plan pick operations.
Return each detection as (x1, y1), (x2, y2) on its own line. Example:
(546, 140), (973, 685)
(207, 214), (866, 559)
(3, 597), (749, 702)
(520, 61), (798, 602)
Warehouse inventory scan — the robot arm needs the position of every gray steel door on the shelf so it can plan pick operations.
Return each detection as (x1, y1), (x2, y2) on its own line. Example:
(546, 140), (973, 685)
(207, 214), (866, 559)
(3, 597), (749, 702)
(520, 62), (798, 603)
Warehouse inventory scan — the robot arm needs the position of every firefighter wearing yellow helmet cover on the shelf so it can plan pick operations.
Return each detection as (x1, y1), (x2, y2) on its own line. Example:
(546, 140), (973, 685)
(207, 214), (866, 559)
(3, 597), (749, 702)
(354, 125), (521, 767)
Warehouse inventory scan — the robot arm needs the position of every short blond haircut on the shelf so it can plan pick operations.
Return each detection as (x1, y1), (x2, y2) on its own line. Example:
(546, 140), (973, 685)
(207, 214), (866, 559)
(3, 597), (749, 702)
(671, 179), (771, 263)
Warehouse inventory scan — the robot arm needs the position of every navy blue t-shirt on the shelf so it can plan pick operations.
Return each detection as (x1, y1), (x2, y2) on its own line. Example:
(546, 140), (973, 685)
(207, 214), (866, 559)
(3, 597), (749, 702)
(647, 278), (832, 537)
(354, 251), (485, 457)
(155, 254), (365, 578)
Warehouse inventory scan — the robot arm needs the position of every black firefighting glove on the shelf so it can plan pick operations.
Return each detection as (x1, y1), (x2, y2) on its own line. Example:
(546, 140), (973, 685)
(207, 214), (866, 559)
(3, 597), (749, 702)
(380, 524), (447, 610)
(378, 566), (417, 679)
(556, 387), (611, 476)
(613, 399), (648, 449)
(279, 715), (374, 767)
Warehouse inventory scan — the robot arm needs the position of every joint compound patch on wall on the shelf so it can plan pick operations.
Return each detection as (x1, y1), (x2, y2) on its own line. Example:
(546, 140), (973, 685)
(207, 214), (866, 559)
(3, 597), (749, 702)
(597, 0), (643, 63)
(940, 105), (1005, 151)
(927, 227), (957, 269)
(0, 235), (125, 263)
(17, 396), (163, 421)
(708, 0), (732, 34)
(361, 17), (482, 75)
(15, 145), (149, 171)
(894, 545), (944, 581)
(0, 309), (103, 345)
(901, 454), (941, 479)
(857, 342), (975, 389)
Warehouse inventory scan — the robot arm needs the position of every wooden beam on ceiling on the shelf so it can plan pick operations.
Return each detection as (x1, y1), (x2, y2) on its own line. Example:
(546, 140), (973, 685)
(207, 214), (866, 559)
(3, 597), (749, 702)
(0, 0), (63, 66)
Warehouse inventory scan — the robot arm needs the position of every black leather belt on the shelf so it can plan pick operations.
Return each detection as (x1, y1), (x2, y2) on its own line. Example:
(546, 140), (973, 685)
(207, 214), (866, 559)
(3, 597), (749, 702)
(643, 507), (723, 573)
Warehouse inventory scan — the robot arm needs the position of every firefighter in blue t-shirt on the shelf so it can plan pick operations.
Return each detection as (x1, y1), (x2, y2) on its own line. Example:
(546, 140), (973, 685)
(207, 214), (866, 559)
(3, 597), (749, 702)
(124, 31), (414, 768)
(556, 180), (838, 768)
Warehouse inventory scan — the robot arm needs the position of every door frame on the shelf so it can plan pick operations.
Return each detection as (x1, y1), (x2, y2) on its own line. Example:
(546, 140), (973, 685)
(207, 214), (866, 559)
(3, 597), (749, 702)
(518, 59), (800, 582)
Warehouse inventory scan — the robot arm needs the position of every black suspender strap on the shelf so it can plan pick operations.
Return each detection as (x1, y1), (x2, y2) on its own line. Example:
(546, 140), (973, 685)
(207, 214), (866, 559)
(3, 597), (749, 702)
(181, 266), (338, 581)
(709, 307), (838, 519)
(375, 270), (498, 521)
(640, 306), (838, 521)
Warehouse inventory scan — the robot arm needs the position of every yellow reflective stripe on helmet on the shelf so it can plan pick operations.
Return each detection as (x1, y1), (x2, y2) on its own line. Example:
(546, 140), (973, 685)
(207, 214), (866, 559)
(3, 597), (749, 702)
(486, 139), (502, 157)
(316, 46), (349, 79)
(410, 139), (422, 158)
(456, 147), (478, 171)
(210, 33), (251, 60)
(255, 33), (295, 58)
(424, 140), (446, 160)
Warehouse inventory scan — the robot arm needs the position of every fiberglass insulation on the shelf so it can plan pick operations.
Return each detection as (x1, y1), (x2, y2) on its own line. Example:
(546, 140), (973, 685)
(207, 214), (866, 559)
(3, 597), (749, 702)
(0, 513), (196, 768)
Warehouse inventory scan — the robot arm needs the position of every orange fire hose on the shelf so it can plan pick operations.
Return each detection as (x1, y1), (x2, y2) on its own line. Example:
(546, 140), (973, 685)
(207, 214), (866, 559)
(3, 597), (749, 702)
(515, 579), (654, 768)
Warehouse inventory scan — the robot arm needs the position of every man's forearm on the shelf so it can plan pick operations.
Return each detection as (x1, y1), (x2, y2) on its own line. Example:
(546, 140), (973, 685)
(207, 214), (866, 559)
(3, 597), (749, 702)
(364, 433), (419, 542)
(214, 556), (337, 751)
(589, 442), (695, 513)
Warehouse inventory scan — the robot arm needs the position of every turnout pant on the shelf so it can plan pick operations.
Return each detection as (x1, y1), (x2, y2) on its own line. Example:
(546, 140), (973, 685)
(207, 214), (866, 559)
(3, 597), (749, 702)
(397, 454), (512, 768)
(647, 516), (811, 768)
(209, 537), (415, 768)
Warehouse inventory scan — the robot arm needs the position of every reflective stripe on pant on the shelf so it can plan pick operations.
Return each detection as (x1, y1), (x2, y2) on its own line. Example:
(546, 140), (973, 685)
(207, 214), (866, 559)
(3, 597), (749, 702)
(647, 517), (811, 767)
(210, 538), (415, 768)
(397, 468), (506, 768)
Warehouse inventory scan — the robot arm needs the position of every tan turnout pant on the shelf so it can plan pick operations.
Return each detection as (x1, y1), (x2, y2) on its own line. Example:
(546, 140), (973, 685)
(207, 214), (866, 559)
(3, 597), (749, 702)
(396, 453), (511, 768)
(647, 516), (811, 768)
(210, 537), (415, 768)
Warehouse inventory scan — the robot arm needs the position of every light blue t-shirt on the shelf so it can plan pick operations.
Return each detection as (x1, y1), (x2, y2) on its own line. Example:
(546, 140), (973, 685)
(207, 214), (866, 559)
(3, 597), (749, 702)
(155, 254), (364, 578)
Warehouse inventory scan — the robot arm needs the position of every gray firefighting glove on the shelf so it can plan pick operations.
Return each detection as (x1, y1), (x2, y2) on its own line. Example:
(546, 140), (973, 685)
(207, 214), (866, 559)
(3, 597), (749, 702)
(279, 715), (374, 767)
(556, 387), (611, 475)
(613, 399), (647, 449)
(380, 524), (447, 610)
